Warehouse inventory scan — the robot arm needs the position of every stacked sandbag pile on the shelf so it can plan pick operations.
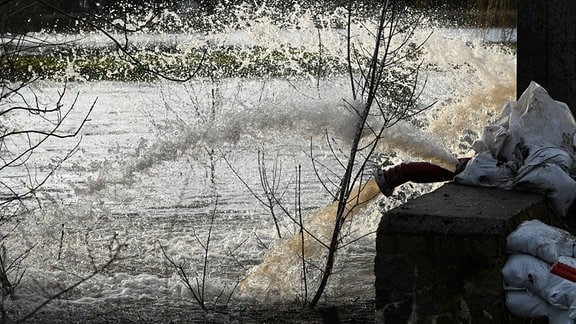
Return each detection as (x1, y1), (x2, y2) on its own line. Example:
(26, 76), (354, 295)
(504, 219), (576, 323)
(455, 81), (576, 217)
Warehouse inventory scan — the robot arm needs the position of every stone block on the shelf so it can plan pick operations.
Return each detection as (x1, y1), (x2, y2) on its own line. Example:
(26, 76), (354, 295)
(375, 183), (576, 323)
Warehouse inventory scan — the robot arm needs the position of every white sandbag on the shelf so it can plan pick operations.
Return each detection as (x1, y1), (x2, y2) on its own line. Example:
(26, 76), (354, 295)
(474, 124), (518, 162)
(453, 151), (516, 188)
(511, 147), (576, 216)
(513, 163), (576, 217)
(502, 253), (576, 311)
(510, 81), (576, 149)
(471, 101), (521, 162)
(506, 220), (576, 263)
(519, 146), (574, 174)
(505, 289), (572, 324)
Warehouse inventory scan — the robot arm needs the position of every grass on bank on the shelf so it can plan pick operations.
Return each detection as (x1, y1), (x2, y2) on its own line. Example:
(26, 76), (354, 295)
(2, 33), (515, 82)
(1, 47), (349, 82)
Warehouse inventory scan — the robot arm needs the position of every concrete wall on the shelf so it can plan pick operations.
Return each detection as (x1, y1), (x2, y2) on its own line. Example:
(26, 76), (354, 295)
(517, 0), (576, 116)
(374, 184), (576, 323)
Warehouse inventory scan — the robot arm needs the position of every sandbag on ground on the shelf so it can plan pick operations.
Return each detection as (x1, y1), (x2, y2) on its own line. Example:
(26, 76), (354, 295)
(506, 219), (576, 264)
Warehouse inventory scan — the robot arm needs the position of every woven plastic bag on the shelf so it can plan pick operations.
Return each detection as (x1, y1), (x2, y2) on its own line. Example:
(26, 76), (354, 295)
(506, 220), (576, 264)
(502, 253), (576, 312)
(505, 289), (572, 323)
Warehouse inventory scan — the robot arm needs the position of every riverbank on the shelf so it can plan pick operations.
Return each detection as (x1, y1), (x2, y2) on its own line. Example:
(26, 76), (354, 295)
(10, 299), (375, 323)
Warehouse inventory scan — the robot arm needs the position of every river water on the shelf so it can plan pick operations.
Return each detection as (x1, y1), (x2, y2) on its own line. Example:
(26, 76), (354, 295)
(2, 11), (515, 323)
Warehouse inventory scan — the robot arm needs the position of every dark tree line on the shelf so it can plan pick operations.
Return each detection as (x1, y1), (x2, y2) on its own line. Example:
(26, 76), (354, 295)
(1, 0), (516, 33)
(1, 0), (203, 32)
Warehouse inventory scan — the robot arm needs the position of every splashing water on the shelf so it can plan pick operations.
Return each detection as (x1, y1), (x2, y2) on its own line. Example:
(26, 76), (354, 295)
(237, 180), (382, 300)
(230, 26), (514, 302)
(379, 122), (460, 171)
(2, 4), (516, 320)
(424, 30), (516, 153)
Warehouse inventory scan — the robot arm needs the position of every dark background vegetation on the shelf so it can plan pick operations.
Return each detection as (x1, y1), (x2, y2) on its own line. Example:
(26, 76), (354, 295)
(1, 0), (516, 33)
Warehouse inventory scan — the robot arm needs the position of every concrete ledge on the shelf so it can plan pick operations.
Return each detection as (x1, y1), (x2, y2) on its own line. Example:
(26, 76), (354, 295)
(375, 183), (575, 323)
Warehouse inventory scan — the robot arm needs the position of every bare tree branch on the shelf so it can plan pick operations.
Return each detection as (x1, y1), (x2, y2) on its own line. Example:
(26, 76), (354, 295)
(16, 237), (125, 323)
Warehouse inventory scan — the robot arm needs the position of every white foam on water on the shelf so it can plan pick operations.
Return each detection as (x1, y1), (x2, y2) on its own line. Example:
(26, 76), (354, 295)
(1, 6), (516, 317)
